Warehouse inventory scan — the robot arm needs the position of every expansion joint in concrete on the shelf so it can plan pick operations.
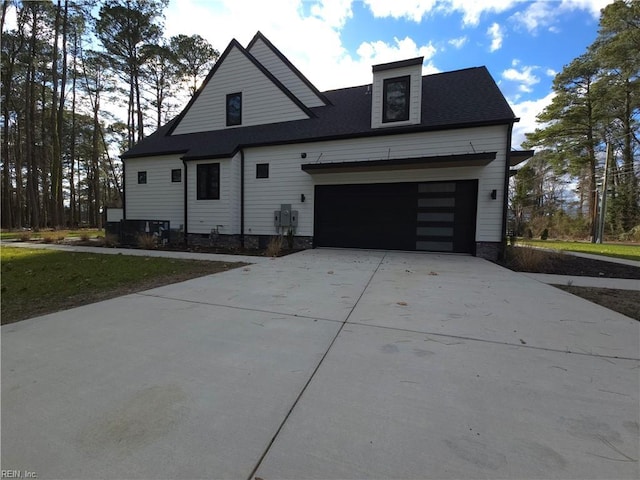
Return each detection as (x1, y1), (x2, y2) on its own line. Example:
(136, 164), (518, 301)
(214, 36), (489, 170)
(245, 252), (388, 480)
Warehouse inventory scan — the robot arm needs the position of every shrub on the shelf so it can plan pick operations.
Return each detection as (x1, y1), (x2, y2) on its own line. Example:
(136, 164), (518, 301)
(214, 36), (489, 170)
(525, 228), (533, 239)
(619, 225), (640, 242)
(97, 234), (119, 247)
(286, 228), (295, 249)
(506, 245), (563, 271)
(540, 228), (549, 240)
(265, 235), (283, 257)
(42, 232), (65, 244)
(137, 233), (157, 249)
(79, 232), (91, 242)
(17, 231), (32, 241)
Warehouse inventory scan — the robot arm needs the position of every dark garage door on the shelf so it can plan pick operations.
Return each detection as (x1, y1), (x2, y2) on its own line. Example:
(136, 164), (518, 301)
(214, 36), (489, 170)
(314, 180), (477, 253)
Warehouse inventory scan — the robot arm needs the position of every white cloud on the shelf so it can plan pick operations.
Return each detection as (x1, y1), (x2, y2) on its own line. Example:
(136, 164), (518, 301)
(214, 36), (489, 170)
(509, 92), (555, 148)
(363, 0), (438, 22)
(546, 68), (557, 77)
(487, 22), (503, 52)
(358, 36), (437, 64)
(448, 36), (467, 49)
(162, 0), (439, 91)
(502, 64), (540, 93)
(510, 1), (551, 33)
(560, 0), (612, 17)
(447, 0), (522, 26)
(364, 0), (522, 26)
(310, 0), (354, 28)
(510, 0), (614, 33)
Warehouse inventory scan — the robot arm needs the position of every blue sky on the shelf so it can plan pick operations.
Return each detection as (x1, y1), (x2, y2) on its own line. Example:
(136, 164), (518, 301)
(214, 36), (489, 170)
(5, 0), (610, 147)
(164, 0), (612, 147)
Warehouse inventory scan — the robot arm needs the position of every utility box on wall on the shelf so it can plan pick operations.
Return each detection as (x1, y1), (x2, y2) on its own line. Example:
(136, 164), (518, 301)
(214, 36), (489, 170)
(119, 220), (170, 246)
(274, 204), (298, 229)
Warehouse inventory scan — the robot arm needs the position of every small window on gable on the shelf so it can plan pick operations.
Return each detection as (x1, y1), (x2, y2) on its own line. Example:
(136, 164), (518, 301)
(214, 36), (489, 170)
(171, 168), (182, 183)
(138, 171), (147, 184)
(197, 163), (220, 200)
(256, 163), (269, 179)
(382, 76), (410, 123)
(226, 92), (242, 126)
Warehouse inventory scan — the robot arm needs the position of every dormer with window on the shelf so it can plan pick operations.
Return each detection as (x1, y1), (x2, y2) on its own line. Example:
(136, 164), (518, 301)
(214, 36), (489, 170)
(371, 57), (423, 129)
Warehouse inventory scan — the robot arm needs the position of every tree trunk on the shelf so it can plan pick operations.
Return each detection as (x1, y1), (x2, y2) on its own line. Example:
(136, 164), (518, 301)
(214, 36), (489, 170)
(135, 64), (144, 142)
(25, 7), (40, 229)
(69, 28), (78, 227)
(50, 0), (63, 227)
(621, 80), (638, 230)
(57, 0), (69, 225)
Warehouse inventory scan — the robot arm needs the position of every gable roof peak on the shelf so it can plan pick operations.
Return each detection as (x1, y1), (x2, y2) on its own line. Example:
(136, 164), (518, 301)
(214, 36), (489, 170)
(166, 35), (314, 136)
(246, 30), (331, 106)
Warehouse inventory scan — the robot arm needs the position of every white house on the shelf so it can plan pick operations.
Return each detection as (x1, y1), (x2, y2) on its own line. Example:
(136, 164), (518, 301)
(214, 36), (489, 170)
(121, 32), (532, 260)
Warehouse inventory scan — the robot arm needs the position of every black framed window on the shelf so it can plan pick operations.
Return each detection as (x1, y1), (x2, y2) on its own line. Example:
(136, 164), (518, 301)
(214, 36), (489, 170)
(197, 163), (220, 200)
(256, 163), (269, 179)
(171, 168), (182, 183)
(138, 171), (147, 184)
(226, 92), (242, 126)
(382, 76), (410, 123)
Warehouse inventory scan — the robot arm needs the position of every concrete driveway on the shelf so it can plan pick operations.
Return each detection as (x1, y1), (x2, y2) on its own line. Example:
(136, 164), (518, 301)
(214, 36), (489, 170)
(2, 249), (638, 479)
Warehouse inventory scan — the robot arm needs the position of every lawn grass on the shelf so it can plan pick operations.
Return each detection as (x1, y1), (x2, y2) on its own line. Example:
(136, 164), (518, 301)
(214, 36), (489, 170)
(1, 247), (245, 324)
(0, 228), (104, 241)
(519, 239), (640, 262)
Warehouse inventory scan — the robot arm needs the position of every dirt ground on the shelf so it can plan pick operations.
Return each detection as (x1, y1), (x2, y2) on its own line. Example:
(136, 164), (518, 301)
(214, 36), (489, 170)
(499, 250), (640, 321)
(555, 285), (640, 321)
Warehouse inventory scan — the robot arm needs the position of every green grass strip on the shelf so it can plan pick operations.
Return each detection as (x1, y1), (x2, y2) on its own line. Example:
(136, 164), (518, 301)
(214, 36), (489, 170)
(1, 247), (244, 324)
(0, 229), (104, 240)
(519, 240), (640, 262)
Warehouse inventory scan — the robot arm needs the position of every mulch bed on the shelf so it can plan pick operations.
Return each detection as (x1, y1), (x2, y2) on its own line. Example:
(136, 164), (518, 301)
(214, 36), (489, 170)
(499, 252), (640, 279)
(498, 249), (639, 321)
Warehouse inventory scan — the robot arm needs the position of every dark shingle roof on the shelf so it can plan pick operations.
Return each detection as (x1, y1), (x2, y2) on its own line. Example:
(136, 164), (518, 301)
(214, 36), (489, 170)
(122, 66), (516, 161)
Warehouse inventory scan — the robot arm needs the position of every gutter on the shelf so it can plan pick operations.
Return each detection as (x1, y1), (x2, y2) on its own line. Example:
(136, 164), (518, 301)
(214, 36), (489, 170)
(182, 157), (188, 246)
(122, 161), (126, 219)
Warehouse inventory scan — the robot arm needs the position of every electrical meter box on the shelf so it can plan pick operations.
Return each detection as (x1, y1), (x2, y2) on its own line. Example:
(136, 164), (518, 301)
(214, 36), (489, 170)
(274, 204), (298, 228)
(280, 204), (292, 227)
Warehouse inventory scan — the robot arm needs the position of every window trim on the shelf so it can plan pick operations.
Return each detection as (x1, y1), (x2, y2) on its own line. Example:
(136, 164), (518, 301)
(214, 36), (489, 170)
(196, 163), (220, 200)
(226, 92), (242, 126)
(137, 171), (147, 184)
(256, 163), (269, 179)
(171, 168), (182, 183)
(382, 75), (410, 123)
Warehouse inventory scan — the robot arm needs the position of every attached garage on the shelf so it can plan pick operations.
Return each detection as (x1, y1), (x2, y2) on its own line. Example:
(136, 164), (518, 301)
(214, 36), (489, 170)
(313, 180), (478, 254)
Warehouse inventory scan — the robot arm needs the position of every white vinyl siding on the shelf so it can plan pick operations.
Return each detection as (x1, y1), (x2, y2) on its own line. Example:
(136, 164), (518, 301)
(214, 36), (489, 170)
(371, 64), (422, 129)
(243, 125), (508, 242)
(172, 46), (310, 135)
(248, 37), (326, 108)
(187, 158), (239, 235)
(125, 155), (184, 229)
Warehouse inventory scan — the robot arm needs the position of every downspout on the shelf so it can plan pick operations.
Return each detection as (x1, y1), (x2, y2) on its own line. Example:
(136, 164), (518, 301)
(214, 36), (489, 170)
(121, 160), (126, 219)
(501, 121), (515, 260)
(182, 158), (188, 246)
(240, 149), (245, 248)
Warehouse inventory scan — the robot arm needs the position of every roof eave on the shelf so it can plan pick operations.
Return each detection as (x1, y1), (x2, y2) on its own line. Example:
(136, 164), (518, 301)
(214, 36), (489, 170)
(122, 118), (518, 160)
